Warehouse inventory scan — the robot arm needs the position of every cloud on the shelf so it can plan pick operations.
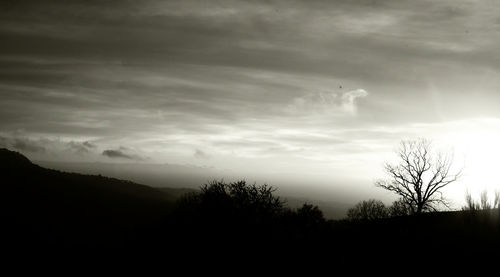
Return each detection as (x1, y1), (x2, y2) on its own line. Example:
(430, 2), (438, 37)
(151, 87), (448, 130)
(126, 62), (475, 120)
(0, 133), (151, 162)
(193, 149), (211, 160)
(290, 89), (368, 116)
(1, 0), (499, 144)
(0, 135), (103, 159)
(0, 135), (59, 155)
(9, 137), (46, 153)
(66, 140), (96, 155)
(0, 136), (8, 148)
(341, 89), (368, 113)
(83, 141), (96, 148)
(0, 0), (499, 178)
(102, 148), (144, 161)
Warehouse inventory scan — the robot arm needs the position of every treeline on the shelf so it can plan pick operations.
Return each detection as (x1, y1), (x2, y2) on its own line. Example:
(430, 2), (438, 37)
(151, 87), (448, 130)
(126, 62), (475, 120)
(463, 190), (500, 211)
(167, 180), (331, 243)
(346, 198), (412, 221)
(347, 190), (500, 222)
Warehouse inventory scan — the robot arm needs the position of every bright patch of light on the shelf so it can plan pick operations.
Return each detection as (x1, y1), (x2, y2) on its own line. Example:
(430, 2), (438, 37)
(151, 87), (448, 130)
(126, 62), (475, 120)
(432, 118), (500, 206)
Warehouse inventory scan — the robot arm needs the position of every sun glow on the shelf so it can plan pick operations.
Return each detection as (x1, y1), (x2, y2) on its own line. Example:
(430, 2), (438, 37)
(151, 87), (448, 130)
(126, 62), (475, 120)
(433, 118), (500, 206)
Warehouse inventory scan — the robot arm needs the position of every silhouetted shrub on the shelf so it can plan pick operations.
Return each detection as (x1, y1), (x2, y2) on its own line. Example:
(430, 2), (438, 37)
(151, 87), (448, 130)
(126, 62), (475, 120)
(173, 180), (285, 230)
(198, 180), (284, 223)
(347, 199), (388, 221)
(293, 203), (326, 231)
(172, 180), (328, 242)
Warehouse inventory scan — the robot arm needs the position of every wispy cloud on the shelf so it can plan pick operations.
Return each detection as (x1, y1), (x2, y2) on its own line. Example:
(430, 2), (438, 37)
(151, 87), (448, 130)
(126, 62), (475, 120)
(289, 89), (368, 116)
(341, 89), (368, 114)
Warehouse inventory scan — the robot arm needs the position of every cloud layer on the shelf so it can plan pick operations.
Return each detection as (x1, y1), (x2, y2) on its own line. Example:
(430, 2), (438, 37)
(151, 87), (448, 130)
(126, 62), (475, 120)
(1, 1), (500, 202)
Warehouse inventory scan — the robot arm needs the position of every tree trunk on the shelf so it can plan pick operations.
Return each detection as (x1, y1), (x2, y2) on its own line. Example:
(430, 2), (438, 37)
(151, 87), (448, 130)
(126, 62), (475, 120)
(416, 203), (423, 214)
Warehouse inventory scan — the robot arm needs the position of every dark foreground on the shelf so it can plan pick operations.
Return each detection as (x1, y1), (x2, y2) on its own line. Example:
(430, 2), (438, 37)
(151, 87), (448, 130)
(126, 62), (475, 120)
(1, 148), (499, 268)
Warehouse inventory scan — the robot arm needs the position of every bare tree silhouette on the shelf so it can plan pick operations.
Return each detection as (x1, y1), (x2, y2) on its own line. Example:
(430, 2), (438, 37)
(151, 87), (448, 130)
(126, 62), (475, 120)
(376, 139), (462, 214)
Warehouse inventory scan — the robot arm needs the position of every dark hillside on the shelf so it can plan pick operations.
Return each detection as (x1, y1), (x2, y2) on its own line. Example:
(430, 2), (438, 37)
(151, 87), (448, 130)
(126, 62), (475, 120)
(0, 148), (173, 250)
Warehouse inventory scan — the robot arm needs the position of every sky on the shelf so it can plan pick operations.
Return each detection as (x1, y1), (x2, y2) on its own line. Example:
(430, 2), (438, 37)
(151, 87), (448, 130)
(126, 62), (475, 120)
(1, 0), (500, 207)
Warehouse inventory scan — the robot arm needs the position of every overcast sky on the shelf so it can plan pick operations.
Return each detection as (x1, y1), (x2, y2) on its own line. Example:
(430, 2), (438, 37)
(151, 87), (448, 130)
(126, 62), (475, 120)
(1, 0), (500, 204)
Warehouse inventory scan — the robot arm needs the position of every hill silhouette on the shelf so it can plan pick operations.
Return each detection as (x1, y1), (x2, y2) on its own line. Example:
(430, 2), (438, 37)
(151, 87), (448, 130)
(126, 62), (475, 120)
(0, 148), (174, 251)
(2, 148), (500, 265)
(0, 147), (33, 168)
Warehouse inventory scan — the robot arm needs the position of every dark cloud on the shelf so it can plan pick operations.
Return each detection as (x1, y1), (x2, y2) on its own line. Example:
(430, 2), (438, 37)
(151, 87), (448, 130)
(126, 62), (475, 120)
(1, 0), (498, 81)
(102, 149), (144, 161)
(83, 141), (96, 148)
(12, 138), (46, 153)
(67, 141), (96, 154)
